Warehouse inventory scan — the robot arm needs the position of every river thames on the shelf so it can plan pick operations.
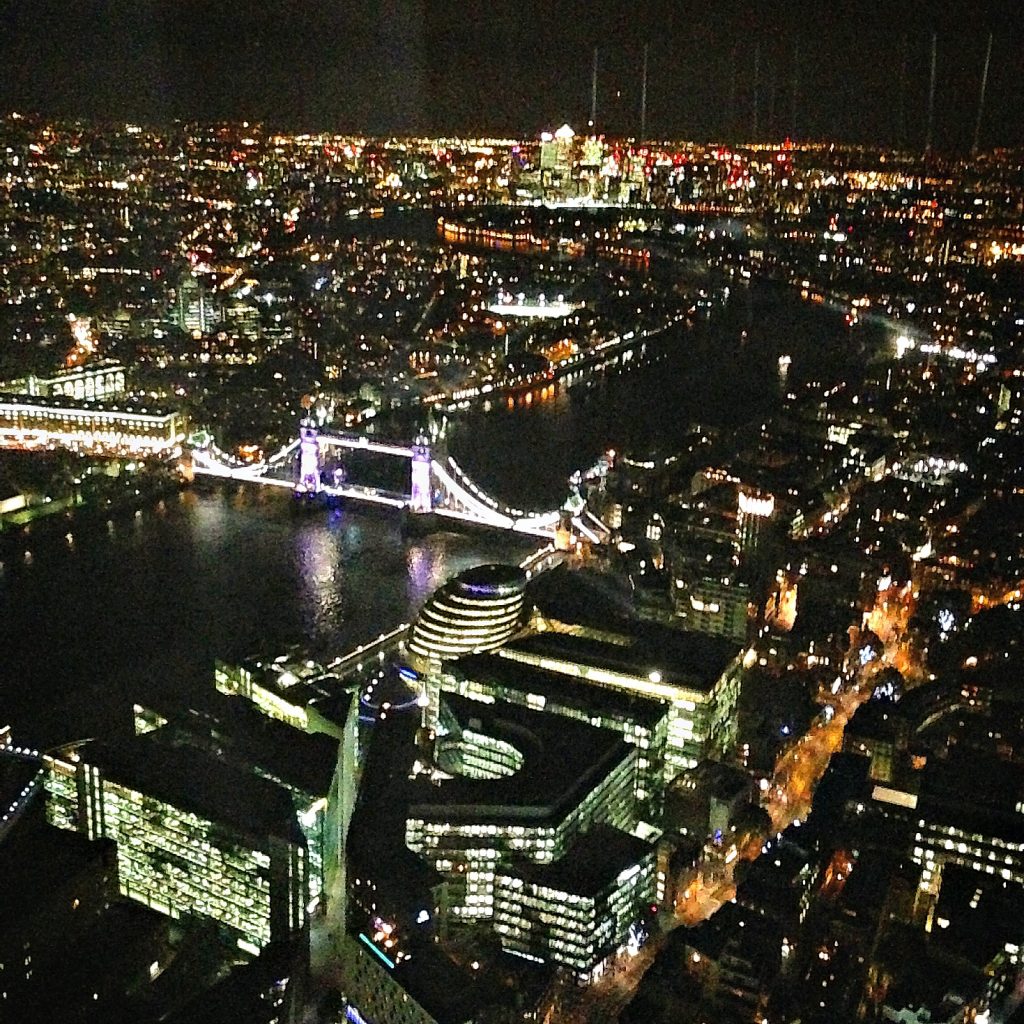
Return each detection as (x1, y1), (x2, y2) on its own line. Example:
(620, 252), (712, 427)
(0, 280), (886, 747)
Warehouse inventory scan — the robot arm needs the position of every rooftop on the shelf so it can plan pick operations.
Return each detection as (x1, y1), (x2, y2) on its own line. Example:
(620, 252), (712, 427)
(70, 734), (304, 846)
(448, 652), (669, 730)
(932, 863), (1024, 969)
(505, 824), (653, 897)
(457, 563), (528, 593)
(408, 693), (633, 826)
(0, 390), (177, 419)
(139, 688), (344, 797)
(503, 623), (741, 696)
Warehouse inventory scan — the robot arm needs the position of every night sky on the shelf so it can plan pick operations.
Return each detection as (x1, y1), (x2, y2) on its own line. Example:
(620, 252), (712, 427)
(0, 0), (1022, 149)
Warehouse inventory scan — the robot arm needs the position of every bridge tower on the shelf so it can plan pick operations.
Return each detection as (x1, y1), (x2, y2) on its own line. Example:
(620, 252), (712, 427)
(296, 416), (323, 495)
(410, 435), (433, 513)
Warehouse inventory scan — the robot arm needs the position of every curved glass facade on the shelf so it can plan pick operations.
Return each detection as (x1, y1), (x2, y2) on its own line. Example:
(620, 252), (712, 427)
(408, 564), (528, 663)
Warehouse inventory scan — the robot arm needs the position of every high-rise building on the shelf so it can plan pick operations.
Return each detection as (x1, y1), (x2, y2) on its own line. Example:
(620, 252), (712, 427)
(174, 275), (220, 336)
(211, 652), (359, 920)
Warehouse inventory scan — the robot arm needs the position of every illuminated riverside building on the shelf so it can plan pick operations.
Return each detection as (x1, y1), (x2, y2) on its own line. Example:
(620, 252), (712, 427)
(209, 653), (359, 915)
(492, 628), (745, 781)
(133, 689), (357, 921)
(0, 393), (186, 457)
(405, 696), (643, 927)
(8, 359), (126, 402)
(44, 737), (309, 956)
(408, 565), (529, 728)
(493, 825), (657, 981)
(408, 565), (528, 665)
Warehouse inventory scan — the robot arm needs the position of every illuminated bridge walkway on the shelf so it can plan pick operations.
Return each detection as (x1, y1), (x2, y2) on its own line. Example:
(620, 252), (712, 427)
(189, 421), (609, 542)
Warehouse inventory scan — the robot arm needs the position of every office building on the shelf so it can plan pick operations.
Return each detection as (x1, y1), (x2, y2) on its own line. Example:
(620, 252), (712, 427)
(210, 650), (359, 922)
(493, 824), (657, 981)
(408, 564), (528, 667)
(439, 652), (669, 810)
(135, 683), (357, 918)
(174, 274), (220, 335)
(675, 575), (752, 643)
(214, 651), (358, 740)
(736, 487), (775, 559)
(406, 695), (642, 925)
(0, 392), (186, 457)
(44, 735), (308, 955)
(494, 627), (745, 780)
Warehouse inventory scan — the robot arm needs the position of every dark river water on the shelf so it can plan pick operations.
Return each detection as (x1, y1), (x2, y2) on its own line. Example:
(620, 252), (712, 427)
(0, 280), (887, 748)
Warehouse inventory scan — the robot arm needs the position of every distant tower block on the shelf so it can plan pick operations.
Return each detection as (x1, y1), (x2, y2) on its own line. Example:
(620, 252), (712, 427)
(737, 488), (775, 557)
(410, 436), (433, 513)
(296, 417), (322, 495)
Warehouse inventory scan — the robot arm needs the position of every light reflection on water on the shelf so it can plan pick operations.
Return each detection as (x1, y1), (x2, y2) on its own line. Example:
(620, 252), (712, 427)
(0, 282), (880, 748)
(0, 486), (536, 746)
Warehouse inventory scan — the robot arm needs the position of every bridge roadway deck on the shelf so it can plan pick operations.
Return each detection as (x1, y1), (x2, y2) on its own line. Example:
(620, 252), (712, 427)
(189, 449), (559, 538)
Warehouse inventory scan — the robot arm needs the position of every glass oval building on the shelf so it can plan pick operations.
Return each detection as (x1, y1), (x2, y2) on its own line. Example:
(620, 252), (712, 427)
(408, 564), (528, 665)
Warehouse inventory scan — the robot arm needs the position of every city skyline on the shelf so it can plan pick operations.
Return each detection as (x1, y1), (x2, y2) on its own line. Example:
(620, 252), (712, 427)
(1, 0), (1023, 149)
(1, 13), (1023, 1019)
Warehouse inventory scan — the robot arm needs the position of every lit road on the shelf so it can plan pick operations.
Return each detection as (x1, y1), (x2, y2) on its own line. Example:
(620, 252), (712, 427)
(553, 587), (919, 1024)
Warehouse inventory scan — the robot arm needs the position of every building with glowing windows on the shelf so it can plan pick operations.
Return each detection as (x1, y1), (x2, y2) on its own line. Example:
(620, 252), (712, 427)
(133, 681), (357, 923)
(428, 625), (744, 813)
(7, 359), (126, 402)
(44, 736), (309, 956)
(855, 753), (1024, 901)
(492, 628), (745, 782)
(493, 824), (657, 981)
(0, 392), (186, 457)
(405, 695), (644, 928)
(408, 564), (528, 668)
(438, 653), (669, 811)
(736, 487), (775, 558)
(674, 575), (752, 643)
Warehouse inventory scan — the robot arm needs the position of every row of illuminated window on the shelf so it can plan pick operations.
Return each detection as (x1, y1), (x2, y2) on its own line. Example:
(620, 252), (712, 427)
(444, 676), (665, 797)
(444, 591), (524, 610)
(916, 822), (1024, 855)
(417, 605), (521, 630)
(408, 755), (637, 872)
(0, 406), (179, 431)
(425, 597), (522, 619)
(99, 789), (274, 875)
(104, 813), (273, 903)
(120, 850), (271, 945)
(449, 676), (664, 747)
(411, 627), (518, 651)
(45, 773), (289, 946)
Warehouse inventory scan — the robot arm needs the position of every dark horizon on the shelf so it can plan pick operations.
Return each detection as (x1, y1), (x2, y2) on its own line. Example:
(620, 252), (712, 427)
(1, 0), (1023, 151)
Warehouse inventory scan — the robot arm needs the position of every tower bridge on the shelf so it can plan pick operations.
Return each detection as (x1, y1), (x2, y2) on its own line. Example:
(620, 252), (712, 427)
(189, 419), (606, 543)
